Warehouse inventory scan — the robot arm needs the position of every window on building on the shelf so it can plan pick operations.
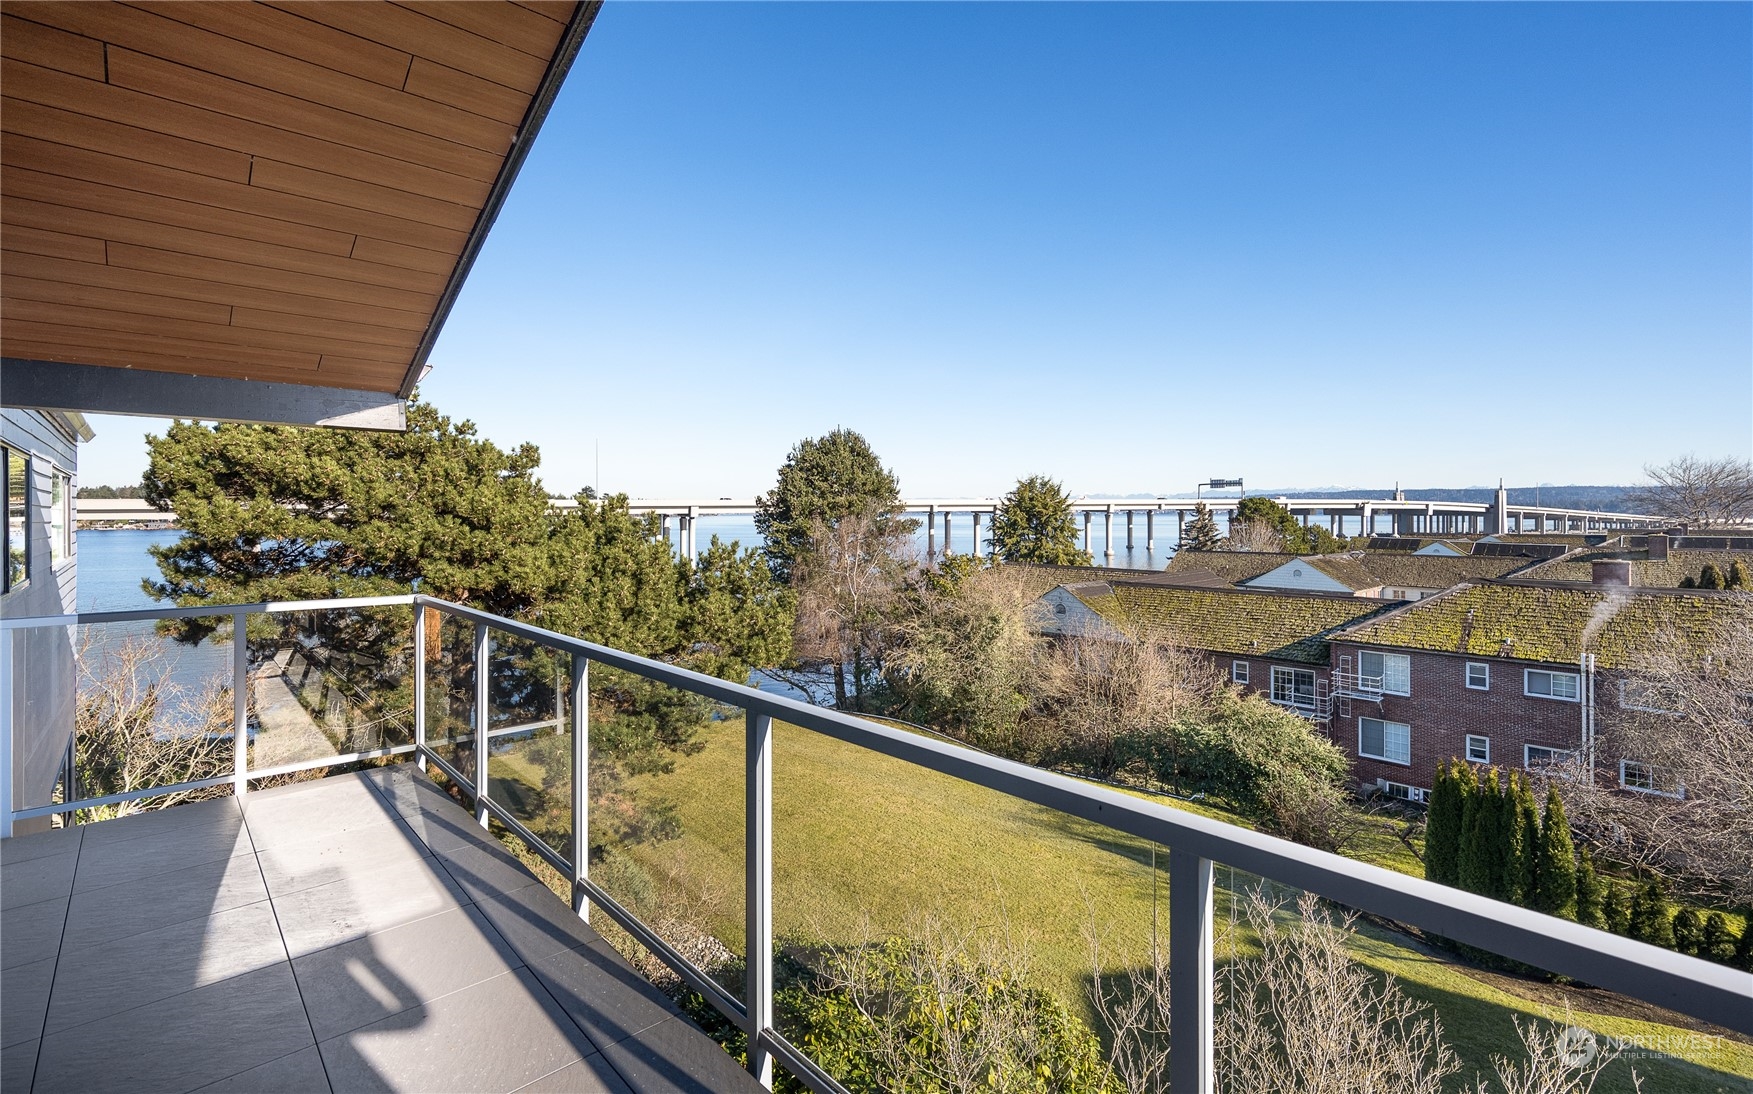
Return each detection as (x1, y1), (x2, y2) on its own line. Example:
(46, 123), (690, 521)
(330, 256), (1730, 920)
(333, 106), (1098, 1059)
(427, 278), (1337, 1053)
(1619, 760), (1683, 798)
(1358, 717), (1411, 765)
(1231, 660), (1249, 685)
(4, 447), (26, 593)
(1524, 744), (1576, 770)
(1378, 780), (1428, 804)
(1270, 666), (1316, 708)
(1465, 662), (1489, 690)
(1360, 650), (1412, 695)
(49, 468), (70, 569)
(1619, 679), (1678, 714)
(1524, 669), (1580, 701)
(1465, 734), (1490, 763)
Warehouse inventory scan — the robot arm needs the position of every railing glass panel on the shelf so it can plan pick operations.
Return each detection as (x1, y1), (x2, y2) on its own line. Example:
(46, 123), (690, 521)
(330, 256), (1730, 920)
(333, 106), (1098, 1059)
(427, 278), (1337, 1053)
(482, 626), (573, 865)
(246, 604), (414, 774)
(57, 612), (237, 822)
(422, 607), (479, 790)
(588, 665), (748, 1002)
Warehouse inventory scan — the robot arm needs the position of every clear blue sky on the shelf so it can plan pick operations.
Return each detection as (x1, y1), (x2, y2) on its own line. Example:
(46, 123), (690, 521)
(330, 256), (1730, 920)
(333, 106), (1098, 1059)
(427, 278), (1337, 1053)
(80, 1), (1752, 499)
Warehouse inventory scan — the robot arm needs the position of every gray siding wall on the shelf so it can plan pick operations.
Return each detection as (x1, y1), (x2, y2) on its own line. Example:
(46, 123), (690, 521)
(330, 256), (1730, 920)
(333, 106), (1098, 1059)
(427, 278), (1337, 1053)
(3, 409), (80, 834)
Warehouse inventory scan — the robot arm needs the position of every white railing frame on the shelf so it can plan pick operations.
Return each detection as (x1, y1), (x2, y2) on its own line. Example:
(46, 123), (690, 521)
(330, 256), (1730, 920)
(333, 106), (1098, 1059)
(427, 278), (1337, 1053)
(3, 592), (1749, 1094)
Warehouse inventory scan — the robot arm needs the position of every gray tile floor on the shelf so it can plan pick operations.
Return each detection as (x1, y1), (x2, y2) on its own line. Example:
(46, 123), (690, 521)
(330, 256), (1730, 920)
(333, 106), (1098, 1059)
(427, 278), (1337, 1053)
(0, 765), (762, 1093)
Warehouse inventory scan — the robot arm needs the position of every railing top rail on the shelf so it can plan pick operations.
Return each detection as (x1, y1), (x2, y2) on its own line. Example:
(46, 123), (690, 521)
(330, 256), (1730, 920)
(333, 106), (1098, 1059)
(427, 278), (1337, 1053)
(415, 593), (1751, 1034)
(0, 594), (416, 630)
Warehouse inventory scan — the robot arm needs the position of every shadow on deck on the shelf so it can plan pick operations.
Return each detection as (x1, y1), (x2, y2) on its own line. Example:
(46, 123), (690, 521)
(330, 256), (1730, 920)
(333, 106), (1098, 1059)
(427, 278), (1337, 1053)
(1, 764), (760, 1093)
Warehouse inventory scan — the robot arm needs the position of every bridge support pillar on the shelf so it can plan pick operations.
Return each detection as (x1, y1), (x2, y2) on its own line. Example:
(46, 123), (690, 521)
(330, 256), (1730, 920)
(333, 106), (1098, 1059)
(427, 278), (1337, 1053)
(1083, 511), (1092, 554)
(1177, 510), (1184, 547)
(972, 510), (982, 556)
(927, 506), (937, 557)
(1146, 510), (1155, 552)
(1104, 508), (1115, 561)
(944, 512), (953, 556)
(1126, 510), (1134, 550)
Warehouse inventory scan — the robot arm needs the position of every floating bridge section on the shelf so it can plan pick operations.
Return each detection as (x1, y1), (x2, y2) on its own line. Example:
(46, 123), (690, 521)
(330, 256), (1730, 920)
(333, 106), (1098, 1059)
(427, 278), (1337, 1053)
(77, 494), (1668, 559)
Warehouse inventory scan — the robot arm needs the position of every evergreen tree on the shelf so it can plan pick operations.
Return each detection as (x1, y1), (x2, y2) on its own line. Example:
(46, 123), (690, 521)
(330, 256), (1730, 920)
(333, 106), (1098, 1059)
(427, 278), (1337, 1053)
(1603, 885), (1631, 935)
(1671, 907), (1703, 956)
(1459, 768), (1501, 897)
(1510, 772), (1541, 905)
(1728, 558), (1750, 590)
(1574, 848), (1606, 929)
(1180, 502), (1223, 552)
(1628, 880), (1675, 948)
(1699, 912), (1736, 963)
(754, 428), (905, 583)
(1679, 575), (1698, 589)
(988, 476), (1091, 565)
(1699, 563), (1726, 590)
(1735, 916), (1753, 971)
(1424, 760), (1463, 887)
(1532, 787), (1578, 919)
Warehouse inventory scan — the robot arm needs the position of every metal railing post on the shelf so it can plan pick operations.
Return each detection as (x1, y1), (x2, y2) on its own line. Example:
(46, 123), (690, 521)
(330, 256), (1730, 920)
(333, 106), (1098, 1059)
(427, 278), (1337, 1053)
(473, 622), (490, 829)
(0, 626), (13, 839)
(571, 654), (589, 919)
(412, 603), (427, 773)
(232, 611), (249, 801)
(1169, 849), (1214, 1094)
(745, 710), (774, 1087)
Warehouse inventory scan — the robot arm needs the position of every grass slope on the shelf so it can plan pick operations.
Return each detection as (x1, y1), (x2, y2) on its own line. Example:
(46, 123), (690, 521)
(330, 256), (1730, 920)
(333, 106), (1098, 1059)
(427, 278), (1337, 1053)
(602, 718), (1750, 1093)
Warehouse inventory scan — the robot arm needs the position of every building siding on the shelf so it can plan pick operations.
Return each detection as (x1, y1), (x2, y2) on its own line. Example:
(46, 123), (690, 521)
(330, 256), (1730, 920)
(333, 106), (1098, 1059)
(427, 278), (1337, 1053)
(3, 409), (81, 834)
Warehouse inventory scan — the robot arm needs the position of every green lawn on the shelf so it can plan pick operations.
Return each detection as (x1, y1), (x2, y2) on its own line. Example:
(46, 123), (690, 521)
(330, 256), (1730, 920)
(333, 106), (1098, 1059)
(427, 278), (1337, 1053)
(589, 716), (1751, 1094)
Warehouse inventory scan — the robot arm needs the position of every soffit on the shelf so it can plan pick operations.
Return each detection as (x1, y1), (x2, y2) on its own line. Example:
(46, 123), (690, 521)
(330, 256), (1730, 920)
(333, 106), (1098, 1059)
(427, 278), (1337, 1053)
(1, 1), (589, 395)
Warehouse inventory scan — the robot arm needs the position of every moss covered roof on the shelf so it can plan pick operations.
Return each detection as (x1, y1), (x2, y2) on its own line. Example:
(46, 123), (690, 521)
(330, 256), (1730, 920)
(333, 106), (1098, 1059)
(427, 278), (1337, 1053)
(1349, 552), (1541, 588)
(1008, 563), (1183, 600)
(1518, 550), (1753, 589)
(1333, 582), (1750, 668)
(1164, 551), (1300, 583)
(1072, 583), (1396, 663)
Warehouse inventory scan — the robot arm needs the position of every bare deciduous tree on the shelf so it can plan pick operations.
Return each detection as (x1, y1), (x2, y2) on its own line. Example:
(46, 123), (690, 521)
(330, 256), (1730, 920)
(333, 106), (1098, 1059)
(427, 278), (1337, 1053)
(791, 508), (915, 709)
(1219, 519), (1286, 553)
(1471, 1010), (1642, 1094)
(1215, 890), (1459, 1094)
(1623, 455), (1753, 528)
(1554, 605), (1753, 904)
(74, 633), (237, 820)
(1087, 921), (1172, 1091)
(1035, 626), (1222, 781)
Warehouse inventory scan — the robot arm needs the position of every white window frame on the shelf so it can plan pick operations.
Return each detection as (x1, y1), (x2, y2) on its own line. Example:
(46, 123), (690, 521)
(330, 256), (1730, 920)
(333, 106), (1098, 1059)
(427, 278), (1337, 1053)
(1360, 650), (1412, 696)
(3, 445), (27, 595)
(1358, 717), (1412, 766)
(1524, 668), (1580, 702)
(1378, 779), (1428, 804)
(1464, 734), (1490, 764)
(1524, 744), (1576, 770)
(1270, 666), (1316, 709)
(1465, 662), (1489, 690)
(1231, 660), (1249, 685)
(1618, 760), (1684, 799)
(49, 467), (71, 570)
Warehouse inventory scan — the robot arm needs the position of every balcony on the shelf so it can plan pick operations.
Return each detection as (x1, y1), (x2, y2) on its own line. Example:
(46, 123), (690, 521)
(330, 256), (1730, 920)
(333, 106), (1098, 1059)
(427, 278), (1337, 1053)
(3, 594), (1749, 1093)
(1330, 669), (1385, 700)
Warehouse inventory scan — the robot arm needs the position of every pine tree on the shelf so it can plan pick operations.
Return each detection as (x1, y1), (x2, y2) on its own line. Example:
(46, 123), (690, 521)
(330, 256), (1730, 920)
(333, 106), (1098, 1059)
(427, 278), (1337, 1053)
(1180, 502), (1223, 552)
(1459, 768), (1499, 897)
(1628, 880), (1675, 948)
(1679, 575), (1697, 589)
(1574, 849), (1606, 929)
(1671, 907), (1704, 956)
(989, 476), (1092, 565)
(1424, 760), (1463, 887)
(1603, 885), (1630, 935)
(1699, 563), (1726, 590)
(1532, 787), (1578, 919)
(1728, 558), (1751, 590)
(1699, 912), (1736, 963)
(1735, 916), (1753, 971)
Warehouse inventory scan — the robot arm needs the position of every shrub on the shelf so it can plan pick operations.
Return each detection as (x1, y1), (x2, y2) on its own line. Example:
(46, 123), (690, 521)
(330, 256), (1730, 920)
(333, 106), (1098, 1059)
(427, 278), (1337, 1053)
(1698, 912), (1736, 963)
(1531, 788), (1578, 919)
(1671, 907), (1703, 956)
(1574, 849), (1607, 929)
(1699, 563), (1726, 590)
(1602, 885), (1630, 935)
(1424, 760), (1464, 887)
(1627, 880), (1675, 948)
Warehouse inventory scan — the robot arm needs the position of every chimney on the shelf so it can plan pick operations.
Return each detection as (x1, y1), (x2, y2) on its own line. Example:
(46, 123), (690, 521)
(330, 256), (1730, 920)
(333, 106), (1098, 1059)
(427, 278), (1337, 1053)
(1591, 559), (1632, 588)
(1646, 533), (1669, 561)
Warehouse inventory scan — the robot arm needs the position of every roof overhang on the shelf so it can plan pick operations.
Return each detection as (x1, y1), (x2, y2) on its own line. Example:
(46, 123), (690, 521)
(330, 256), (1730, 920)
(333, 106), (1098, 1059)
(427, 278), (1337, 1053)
(1, 0), (597, 429)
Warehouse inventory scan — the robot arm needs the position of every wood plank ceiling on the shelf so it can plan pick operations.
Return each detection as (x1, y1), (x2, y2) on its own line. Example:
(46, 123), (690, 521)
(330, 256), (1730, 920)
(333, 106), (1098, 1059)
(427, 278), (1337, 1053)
(1, 1), (587, 394)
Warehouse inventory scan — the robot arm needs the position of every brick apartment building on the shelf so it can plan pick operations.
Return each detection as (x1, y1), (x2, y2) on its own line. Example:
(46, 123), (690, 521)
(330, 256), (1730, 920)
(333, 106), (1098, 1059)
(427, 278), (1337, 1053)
(1329, 568), (1750, 800)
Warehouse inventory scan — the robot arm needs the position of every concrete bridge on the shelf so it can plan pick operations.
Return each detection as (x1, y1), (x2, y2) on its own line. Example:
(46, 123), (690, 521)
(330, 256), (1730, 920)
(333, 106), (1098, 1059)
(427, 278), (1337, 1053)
(77, 491), (1666, 560)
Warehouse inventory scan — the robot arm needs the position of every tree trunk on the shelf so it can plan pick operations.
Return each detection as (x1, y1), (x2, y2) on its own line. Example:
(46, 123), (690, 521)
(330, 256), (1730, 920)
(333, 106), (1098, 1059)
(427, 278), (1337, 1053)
(833, 662), (847, 710)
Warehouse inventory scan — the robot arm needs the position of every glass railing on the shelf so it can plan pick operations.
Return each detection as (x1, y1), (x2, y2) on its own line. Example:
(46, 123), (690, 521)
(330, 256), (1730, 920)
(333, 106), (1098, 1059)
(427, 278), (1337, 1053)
(3, 593), (1747, 1094)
